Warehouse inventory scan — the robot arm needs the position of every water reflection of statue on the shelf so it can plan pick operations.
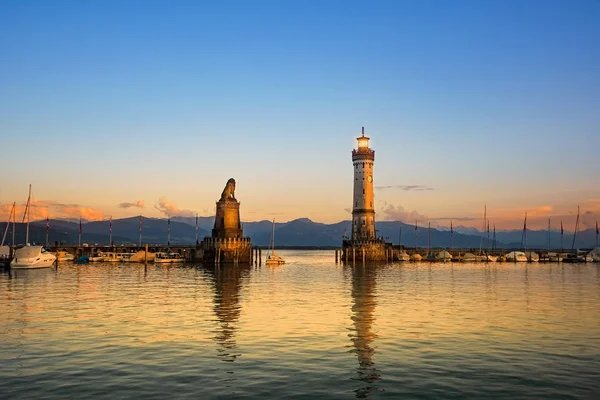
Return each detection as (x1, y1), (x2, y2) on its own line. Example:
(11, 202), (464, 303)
(204, 264), (250, 362)
(220, 178), (236, 202)
(349, 264), (382, 398)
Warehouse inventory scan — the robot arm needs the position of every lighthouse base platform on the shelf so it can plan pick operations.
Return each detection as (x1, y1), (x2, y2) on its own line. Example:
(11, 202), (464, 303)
(341, 239), (395, 263)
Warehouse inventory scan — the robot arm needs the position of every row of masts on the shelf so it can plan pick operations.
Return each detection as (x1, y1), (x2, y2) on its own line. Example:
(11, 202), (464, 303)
(400, 205), (597, 257)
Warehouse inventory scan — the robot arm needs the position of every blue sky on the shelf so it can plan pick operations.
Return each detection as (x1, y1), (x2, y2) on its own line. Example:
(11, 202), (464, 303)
(1, 0), (599, 228)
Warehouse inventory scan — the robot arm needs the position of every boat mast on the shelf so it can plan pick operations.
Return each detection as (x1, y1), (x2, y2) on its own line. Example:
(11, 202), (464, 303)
(478, 205), (486, 256)
(450, 220), (454, 254)
(23, 184), (32, 245)
(398, 224), (401, 246)
(12, 202), (16, 248)
(486, 220), (490, 257)
(427, 222), (431, 257)
(520, 212), (527, 251)
(1, 202), (14, 246)
(1, 202), (15, 247)
(571, 206), (579, 251)
(414, 220), (418, 255)
(548, 218), (551, 251)
(271, 219), (276, 255)
(139, 215), (143, 246)
(195, 213), (199, 245)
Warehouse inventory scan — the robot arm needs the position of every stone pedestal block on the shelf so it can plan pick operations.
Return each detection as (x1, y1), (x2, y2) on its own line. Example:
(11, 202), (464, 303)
(212, 200), (243, 239)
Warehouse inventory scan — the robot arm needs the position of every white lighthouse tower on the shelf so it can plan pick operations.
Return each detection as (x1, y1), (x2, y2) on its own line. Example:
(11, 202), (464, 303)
(351, 127), (376, 241)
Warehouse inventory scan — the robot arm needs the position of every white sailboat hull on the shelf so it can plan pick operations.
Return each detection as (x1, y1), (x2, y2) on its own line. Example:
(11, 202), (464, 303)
(397, 253), (410, 261)
(11, 255), (56, 269)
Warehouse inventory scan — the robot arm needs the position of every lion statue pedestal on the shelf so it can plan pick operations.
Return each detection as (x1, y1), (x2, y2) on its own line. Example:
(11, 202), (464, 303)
(212, 200), (243, 239)
(199, 178), (253, 265)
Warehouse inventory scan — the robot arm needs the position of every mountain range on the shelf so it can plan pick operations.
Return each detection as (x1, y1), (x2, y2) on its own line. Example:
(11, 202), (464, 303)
(1, 216), (598, 249)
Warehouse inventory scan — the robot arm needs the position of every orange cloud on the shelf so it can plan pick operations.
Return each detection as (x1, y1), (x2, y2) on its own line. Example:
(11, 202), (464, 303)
(0, 200), (104, 221)
(118, 200), (145, 209)
(154, 197), (195, 217)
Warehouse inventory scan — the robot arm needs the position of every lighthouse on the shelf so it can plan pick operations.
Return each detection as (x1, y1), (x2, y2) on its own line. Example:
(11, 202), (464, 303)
(351, 127), (376, 241)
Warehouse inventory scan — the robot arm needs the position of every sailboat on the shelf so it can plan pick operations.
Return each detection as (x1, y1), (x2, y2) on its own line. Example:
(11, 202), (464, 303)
(265, 219), (285, 265)
(480, 206), (497, 262)
(10, 185), (56, 269)
(563, 206), (584, 263)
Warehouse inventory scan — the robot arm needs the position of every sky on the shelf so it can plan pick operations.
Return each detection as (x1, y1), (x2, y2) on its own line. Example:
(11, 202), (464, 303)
(1, 0), (599, 230)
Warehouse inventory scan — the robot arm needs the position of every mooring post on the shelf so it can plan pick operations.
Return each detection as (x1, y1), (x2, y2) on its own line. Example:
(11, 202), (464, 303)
(335, 249), (338, 263)
(352, 247), (356, 264)
(144, 244), (148, 264)
(345, 248), (348, 263)
(259, 248), (262, 265)
(362, 248), (365, 264)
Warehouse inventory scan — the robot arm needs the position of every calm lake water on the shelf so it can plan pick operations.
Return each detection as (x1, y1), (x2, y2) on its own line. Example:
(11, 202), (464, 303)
(1, 250), (599, 399)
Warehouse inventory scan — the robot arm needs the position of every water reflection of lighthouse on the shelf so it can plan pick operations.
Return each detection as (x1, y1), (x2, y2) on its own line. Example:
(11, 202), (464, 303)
(204, 265), (251, 362)
(349, 264), (381, 398)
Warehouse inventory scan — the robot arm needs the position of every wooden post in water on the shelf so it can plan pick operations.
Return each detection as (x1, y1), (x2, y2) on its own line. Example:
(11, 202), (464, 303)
(345, 248), (348, 263)
(144, 244), (148, 264)
(362, 248), (365, 264)
(335, 249), (338, 263)
(352, 247), (356, 264)
(258, 248), (262, 265)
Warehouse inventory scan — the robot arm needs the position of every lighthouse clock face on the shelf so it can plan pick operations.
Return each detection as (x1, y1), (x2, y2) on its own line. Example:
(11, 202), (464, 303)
(367, 175), (372, 183)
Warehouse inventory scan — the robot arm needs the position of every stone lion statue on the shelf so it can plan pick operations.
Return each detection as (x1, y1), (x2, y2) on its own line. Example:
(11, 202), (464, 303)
(220, 178), (236, 201)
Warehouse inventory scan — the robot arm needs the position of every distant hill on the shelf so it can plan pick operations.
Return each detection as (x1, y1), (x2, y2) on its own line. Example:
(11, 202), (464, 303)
(2, 216), (595, 249)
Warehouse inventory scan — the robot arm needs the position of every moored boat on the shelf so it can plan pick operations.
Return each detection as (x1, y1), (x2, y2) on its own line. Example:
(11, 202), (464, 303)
(126, 250), (156, 263)
(155, 252), (184, 263)
(55, 251), (75, 262)
(266, 252), (285, 266)
(0, 245), (10, 262)
(265, 219), (285, 266)
(548, 252), (564, 262)
(462, 252), (479, 262)
(505, 251), (528, 262)
(99, 252), (122, 262)
(524, 251), (540, 262)
(397, 251), (410, 261)
(118, 253), (133, 262)
(10, 245), (56, 269)
(436, 250), (452, 262)
(482, 254), (498, 262)
(562, 253), (584, 263)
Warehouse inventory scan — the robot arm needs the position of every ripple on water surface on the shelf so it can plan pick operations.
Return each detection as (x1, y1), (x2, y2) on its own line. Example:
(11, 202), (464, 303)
(1, 252), (600, 399)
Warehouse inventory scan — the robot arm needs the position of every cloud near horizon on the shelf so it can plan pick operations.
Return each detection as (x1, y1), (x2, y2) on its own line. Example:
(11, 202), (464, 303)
(375, 185), (434, 191)
(118, 200), (145, 209)
(0, 200), (105, 221)
(379, 202), (428, 223)
(154, 197), (195, 218)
